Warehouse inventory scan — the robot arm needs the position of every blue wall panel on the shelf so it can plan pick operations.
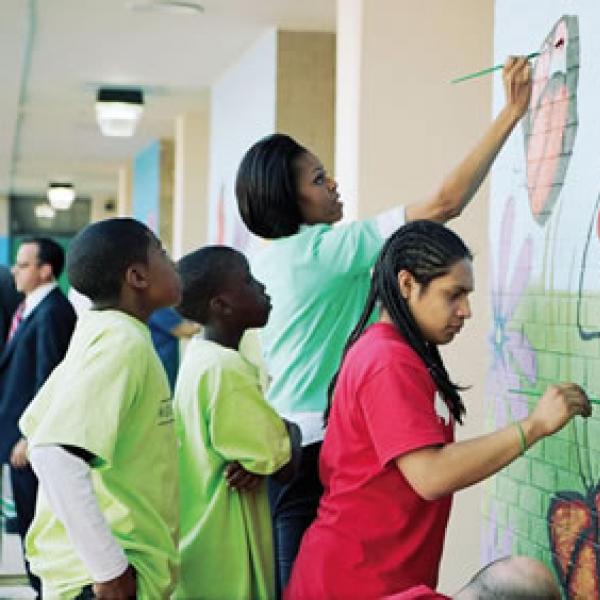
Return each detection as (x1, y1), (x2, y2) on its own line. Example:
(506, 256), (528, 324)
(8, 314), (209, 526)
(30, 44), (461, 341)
(133, 141), (161, 233)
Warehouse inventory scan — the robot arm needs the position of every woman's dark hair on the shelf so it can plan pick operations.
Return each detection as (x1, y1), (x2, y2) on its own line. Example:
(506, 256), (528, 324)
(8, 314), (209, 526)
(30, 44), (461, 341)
(327, 220), (473, 424)
(235, 133), (307, 239)
(176, 246), (244, 325)
(67, 218), (152, 303)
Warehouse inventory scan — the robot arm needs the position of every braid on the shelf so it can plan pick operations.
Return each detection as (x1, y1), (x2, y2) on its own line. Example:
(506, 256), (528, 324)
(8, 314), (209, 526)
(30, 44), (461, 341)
(325, 281), (378, 422)
(378, 248), (467, 423)
(326, 220), (470, 425)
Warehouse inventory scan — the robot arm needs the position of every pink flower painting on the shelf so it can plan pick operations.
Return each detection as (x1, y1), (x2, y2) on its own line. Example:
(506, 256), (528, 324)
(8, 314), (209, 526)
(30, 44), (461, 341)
(487, 196), (536, 426)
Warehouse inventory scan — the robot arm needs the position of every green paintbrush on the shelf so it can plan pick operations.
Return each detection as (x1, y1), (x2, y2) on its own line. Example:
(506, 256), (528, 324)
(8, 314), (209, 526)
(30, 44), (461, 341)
(509, 388), (600, 405)
(450, 36), (566, 85)
(451, 51), (540, 84)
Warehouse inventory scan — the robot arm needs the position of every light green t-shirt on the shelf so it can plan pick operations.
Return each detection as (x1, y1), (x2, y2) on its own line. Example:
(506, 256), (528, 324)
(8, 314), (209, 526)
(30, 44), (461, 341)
(173, 338), (291, 600)
(251, 220), (388, 441)
(20, 310), (179, 600)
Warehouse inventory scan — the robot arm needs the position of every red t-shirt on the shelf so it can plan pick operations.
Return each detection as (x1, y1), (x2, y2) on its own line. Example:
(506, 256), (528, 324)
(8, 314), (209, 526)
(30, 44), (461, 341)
(286, 323), (455, 600)
(383, 585), (451, 599)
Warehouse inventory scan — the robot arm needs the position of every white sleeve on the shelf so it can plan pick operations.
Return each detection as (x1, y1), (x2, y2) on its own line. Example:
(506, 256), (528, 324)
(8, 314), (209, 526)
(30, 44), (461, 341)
(375, 206), (406, 240)
(29, 445), (128, 583)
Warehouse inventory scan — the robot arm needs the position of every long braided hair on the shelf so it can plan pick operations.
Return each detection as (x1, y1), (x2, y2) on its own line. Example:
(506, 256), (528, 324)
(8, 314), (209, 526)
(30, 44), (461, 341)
(326, 220), (472, 424)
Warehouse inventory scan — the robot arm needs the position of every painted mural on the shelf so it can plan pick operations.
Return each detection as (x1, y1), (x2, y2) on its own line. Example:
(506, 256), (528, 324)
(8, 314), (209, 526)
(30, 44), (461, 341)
(489, 3), (600, 597)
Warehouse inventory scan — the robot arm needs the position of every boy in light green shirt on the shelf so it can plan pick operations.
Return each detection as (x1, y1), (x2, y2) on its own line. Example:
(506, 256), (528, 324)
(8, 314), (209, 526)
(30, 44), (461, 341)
(173, 246), (300, 600)
(19, 219), (182, 599)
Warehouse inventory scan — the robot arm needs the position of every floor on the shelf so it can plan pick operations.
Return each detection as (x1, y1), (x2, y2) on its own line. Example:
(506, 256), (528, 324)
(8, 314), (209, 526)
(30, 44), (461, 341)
(1, 467), (37, 600)
(0, 532), (36, 599)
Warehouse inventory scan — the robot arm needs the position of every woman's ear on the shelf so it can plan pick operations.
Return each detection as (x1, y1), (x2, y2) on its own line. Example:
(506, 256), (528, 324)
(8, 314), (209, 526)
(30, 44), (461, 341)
(124, 263), (149, 290)
(397, 270), (414, 301)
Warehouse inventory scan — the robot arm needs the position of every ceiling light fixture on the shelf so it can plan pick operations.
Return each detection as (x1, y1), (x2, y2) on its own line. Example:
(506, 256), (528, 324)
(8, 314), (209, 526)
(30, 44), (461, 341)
(47, 182), (76, 210)
(95, 88), (144, 137)
(35, 204), (56, 220)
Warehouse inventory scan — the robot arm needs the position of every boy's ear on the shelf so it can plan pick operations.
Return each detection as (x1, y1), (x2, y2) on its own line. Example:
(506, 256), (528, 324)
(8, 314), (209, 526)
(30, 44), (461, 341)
(209, 295), (233, 317)
(124, 263), (150, 290)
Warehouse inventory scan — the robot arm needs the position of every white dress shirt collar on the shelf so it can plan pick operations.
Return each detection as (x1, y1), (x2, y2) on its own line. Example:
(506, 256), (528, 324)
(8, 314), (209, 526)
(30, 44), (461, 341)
(23, 282), (57, 319)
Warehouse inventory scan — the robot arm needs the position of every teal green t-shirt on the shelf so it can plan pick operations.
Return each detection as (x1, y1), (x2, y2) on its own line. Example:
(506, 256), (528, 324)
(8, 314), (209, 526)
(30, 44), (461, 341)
(20, 310), (179, 600)
(174, 338), (290, 600)
(251, 220), (387, 441)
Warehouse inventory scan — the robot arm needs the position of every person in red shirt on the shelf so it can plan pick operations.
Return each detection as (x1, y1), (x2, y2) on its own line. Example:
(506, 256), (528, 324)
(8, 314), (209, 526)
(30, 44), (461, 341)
(285, 221), (589, 600)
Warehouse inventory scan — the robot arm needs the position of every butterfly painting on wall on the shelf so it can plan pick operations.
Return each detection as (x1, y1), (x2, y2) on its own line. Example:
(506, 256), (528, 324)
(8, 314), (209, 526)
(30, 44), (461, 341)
(548, 419), (600, 599)
(549, 483), (600, 598)
(522, 14), (579, 226)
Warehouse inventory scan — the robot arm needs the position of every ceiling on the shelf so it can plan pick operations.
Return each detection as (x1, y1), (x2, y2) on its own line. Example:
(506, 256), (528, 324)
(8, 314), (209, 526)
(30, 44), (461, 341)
(0, 0), (335, 200)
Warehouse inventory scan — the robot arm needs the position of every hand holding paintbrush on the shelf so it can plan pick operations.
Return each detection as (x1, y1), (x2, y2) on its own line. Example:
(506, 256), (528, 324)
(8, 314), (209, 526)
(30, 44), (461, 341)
(500, 56), (533, 122)
(451, 38), (564, 84)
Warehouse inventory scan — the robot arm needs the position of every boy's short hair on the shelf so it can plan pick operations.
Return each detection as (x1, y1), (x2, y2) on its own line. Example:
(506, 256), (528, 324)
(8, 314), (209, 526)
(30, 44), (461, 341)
(67, 218), (152, 303)
(235, 133), (307, 239)
(177, 246), (243, 324)
(459, 556), (561, 599)
(22, 237), (65, 278)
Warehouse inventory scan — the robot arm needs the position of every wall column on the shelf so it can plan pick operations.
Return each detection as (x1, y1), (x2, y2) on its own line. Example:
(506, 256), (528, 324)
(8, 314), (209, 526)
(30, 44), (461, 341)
(172, 110), (210, 259)
(336, 0), (494, 592)
(117, 165), (132, 217)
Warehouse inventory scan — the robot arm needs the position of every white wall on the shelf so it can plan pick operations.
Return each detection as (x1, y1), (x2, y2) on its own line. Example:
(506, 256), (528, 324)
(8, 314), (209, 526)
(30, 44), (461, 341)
(334, 0), (362, 222)
(208, 29), (277, 253)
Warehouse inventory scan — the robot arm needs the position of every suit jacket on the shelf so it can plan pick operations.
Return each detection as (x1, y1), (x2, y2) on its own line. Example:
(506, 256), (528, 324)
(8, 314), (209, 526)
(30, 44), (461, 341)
(0, 266), (22, 355)
(0, 287), (76, 462)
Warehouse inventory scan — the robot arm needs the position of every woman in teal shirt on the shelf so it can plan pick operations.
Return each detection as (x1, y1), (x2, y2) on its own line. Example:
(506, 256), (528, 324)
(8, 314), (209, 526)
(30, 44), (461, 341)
(235, 56), (533, 596)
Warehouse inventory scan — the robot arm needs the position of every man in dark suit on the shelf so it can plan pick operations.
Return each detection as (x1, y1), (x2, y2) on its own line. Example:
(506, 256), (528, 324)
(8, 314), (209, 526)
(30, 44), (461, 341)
(0, 264), (22, 355)
(0, 237), (76, 596)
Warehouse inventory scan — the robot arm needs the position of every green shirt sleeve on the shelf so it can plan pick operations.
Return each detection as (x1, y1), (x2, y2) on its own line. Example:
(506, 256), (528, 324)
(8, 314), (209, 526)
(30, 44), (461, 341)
(207, 367), (291, 475)
(308, 219), (383, 277)
(21, 334), (144, 465)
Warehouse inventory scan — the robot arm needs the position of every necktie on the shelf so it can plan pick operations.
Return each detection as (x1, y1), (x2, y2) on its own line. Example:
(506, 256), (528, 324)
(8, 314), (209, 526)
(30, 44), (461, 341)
(7, 301), (25, 343)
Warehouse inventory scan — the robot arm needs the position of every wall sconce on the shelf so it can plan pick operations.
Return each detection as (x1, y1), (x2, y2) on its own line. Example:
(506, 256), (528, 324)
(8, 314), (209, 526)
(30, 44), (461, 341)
(96, 88), (144, 137)
(47, 182), (75, 210)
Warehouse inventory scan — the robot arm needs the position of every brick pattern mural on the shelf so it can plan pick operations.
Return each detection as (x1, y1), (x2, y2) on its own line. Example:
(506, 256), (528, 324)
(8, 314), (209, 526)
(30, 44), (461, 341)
(489, 3), (600, 597)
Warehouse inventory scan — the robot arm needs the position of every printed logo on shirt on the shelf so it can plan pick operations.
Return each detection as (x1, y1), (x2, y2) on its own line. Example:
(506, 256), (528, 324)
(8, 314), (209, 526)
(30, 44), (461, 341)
(434, 392), (450, 426)
(157, 397), (175, 426)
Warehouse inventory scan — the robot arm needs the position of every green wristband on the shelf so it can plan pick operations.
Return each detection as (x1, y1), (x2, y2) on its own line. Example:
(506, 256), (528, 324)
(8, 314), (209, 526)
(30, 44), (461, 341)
(514, 421), (527, 455)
